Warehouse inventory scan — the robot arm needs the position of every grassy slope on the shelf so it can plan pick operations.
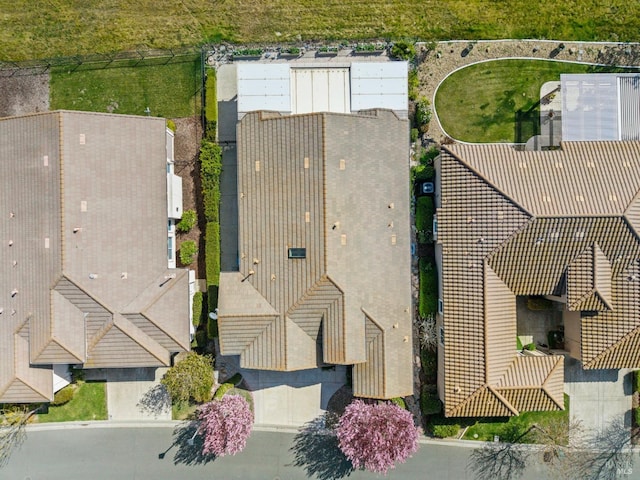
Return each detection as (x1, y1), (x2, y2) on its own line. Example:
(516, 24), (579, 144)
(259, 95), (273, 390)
(435, 59), (640, 143)
(3, 1), (640, 60)
(37, 382), (108, 423)
(50, 57), (200, 118)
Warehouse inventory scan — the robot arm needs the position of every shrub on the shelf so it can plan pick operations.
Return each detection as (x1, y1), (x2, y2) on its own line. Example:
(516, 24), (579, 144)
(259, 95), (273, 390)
(420, 146), (440, 166)
(419, 259), (438, 317)
(412, 164), (435, 182)
(635, 370), (640, 393)
(179, 240), (198, 265)
(524, 342), (536, 351)
(200, 141), (222, 223)
(421, 388), (441, 416)
(213, 382), (235, 400)
(195, 329), (207, 348)
(205, 222), (220, 287)
(408, 68), (419, 101)
(205, 72), (217, 141)
(432, 424), (460, 438)
(197, 395), (254, 456)
(336, 400), (419, 474)
(227, 373), (243, 386)
(176, 210), (197, 233)
(410, 128), (419, 143)
(391, 41), (416, 61)
(161, 352), (214, 404)
(390, 397), (406, 409)
(421, 348), (437, 384)
(51, 385), (75, 406)
(635, 407), (640, 427)
(415, 97), (432, 132)
(416, 196), (434, 233)
(166, 119), (176, 132)
(192, 291), (203, 327)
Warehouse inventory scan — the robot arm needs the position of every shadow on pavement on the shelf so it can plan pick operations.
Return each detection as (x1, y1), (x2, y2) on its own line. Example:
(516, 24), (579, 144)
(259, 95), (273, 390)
(170, 421), (217, 466)
(137, 384), (171, 416)
(288, 414), (354, 480)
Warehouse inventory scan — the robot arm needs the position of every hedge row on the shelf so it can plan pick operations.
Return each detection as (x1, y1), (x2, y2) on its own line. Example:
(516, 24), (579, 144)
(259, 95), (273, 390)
(205, 71), (218, 141)
(205, 222), (220, 287)
(419, 259), (438, 317)
(200, 141), (222, 223)
(416, 196), (434, 233)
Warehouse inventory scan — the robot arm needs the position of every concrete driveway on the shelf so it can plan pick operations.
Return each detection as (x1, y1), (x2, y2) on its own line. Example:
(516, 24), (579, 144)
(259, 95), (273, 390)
(564, 356), (633, 437)
(103, 367), (171, 421)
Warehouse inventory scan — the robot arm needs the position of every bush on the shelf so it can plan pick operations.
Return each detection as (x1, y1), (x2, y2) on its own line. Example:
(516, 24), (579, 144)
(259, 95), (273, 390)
(408, 69), (419, 101)
(635, 407), (640, 427)
(390, 397), (407, 409)
(51, 385), (75, 406)
(192, 291), (203, 327)
(161, 352), (214, 404)
(195, 329), (207, 348)
(227, 373), (243, 386)
(421, 347), (437, 384)
(421, 388), (441, 416)
(200, 141), (222, 223)
(524, 342), (536, 351)
(390, 41), (416, 61)
(415, 97), (432, 132)
(206, 222), (220, 287)
(432, 424), (460, 438)
(176, 209), (197, 233)
(205, 72), (218, 141)
(166, 119), (176, 132)
(213, 383), (235, 400)
(419, 259), (438, 317)
(420, 146), (440, 166)
(635, 370), (640, 393)
(412, 164), (435, 182)
(410, 128), (419, 143)
(179, 240), (198, 265)
(416, 196), (434, 233)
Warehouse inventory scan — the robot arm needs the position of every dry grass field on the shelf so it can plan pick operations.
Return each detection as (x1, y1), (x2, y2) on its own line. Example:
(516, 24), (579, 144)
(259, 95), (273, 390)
(2, 1), (640, 60)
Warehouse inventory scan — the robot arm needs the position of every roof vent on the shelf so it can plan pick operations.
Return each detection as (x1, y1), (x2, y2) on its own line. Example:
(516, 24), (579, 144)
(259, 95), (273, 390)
(12, 260), (17, 267)
(576, 195), (585, 202)
(477, 237), (485, 244)
(9, 212), (14, 218)
(89, 273), (98, 279)
(10, 289), (18, 297)
(388, 203), (394, 209)
(121, 272), (128, 279)
(253, 258), (260, 264)
(304, 157), (310, 169)
(575, 231), (585, 240)
(609, 194), (618, 202)
(8, 240), (13, 246)
(43, 155), (49, 166)
(73, 227), (82, 233)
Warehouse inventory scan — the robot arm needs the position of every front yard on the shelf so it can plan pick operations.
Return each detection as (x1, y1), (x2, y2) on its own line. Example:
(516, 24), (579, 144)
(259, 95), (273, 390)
(36, 381), (107, 423)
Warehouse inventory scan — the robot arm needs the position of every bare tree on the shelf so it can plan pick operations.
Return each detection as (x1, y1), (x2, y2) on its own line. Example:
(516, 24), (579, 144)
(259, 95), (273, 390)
(467, 424), (533, 480)
(417, 313), (437, 350)
(0, 406), (38, 468)
(572, 418), (635, 480)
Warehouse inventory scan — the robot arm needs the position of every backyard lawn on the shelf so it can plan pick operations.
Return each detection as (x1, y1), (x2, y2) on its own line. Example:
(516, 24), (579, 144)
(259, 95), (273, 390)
(37, 382), (108, 423)
(50, 56), (201, 118)
(3, 1), (640, 60)
(435, 59), (640, 143)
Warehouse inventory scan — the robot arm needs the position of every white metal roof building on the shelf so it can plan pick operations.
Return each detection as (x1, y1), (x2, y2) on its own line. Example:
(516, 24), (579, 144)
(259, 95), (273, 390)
(237, 62), (408, 118)
(561, 73), (640, 141)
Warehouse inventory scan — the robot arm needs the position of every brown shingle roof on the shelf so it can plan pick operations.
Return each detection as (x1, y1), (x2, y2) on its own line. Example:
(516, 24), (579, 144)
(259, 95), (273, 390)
(439, 142), (640, 417)
(0, 111), (189, 403)
(219, 110), (412, 399)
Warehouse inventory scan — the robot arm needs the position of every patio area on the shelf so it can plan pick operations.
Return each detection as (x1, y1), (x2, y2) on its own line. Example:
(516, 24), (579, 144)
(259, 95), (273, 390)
(516, 296), (564, 352)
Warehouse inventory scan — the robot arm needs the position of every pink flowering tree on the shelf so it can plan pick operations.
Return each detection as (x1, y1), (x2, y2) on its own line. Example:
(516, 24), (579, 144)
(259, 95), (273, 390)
(335, 400), (419, 474)
(197, 395), (254, 456)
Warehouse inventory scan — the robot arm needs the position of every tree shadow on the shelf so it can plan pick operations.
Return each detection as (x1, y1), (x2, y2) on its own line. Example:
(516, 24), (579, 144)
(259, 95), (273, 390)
(137, 384), (171, 417)
(171, 420), (217, 466)
(467, 441), (530, 480)
(288, 414), (354, 480)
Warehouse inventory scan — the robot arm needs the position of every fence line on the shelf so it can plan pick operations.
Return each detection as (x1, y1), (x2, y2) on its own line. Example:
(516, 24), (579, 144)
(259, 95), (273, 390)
(0, 46), (201, 77)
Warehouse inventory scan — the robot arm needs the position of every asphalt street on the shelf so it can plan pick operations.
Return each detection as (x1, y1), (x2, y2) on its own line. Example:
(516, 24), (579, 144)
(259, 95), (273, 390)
(0, 424), (570, 480)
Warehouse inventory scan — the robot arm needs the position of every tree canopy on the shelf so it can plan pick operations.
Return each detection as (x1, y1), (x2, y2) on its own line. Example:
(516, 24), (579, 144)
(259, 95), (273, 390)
(161, 352), (214, 404)
(197, 395), (254, 456)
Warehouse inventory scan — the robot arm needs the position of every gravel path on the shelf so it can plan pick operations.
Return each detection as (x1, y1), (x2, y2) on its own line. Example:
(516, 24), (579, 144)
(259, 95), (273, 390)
(417, 40), (640, 143)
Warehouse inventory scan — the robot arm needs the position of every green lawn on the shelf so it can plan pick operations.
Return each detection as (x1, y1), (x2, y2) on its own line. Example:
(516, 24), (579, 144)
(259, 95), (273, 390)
(435, 59), (640, 143)
(37, 382), (107, 423)
(50, 56), (201, 118)
(462, 394), (570, 442)
(4, 1), (640, 60)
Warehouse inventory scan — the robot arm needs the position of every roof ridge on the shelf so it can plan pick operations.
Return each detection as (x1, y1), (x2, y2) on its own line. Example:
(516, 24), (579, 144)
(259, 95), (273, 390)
(112, 314), (170, 365)
(487, 385), (519, 416)
(583, 324), (640, 368)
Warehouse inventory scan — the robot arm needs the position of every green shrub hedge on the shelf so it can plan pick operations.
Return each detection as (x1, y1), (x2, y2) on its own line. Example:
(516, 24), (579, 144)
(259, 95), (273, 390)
(166, 119), (176, 132)
(415, 97), (432, 132)
(408, 68), (419, 101)
(205, 222), (220, 287)
(179, 240), (198, 265)
(416, 196), (434, 233)
(432, 424), (460, 439)
(51, 385), (75, 406)
(421, 387), (441, 416)
(635, 370), (640, 393)
(213, 382), (234, 400)
(390, 41), (416, 61)
(419, 259), (438, 317)
(192, 291), (203, 327)
(177, 210), (197, 233)
(390, 397), (407, 409)
(205, 72), (218, 141)
(200, 141), (222, 223)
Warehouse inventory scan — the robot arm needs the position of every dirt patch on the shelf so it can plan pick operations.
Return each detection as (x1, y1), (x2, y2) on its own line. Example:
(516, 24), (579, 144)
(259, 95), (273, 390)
(172, 116), (205, 280)
(0, 73), (49, 117)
